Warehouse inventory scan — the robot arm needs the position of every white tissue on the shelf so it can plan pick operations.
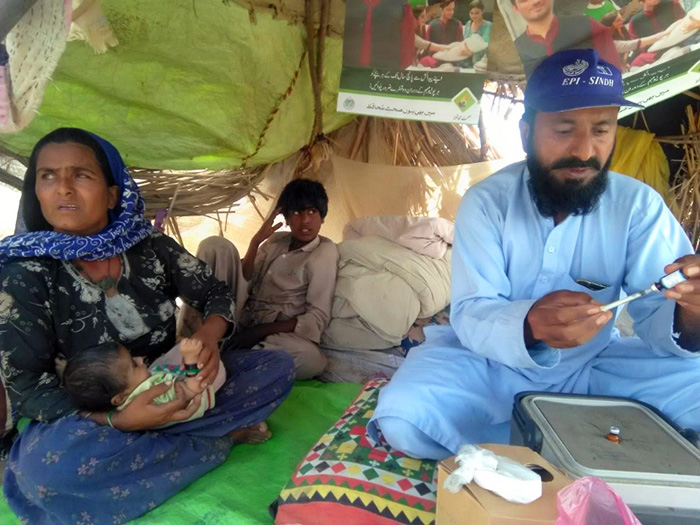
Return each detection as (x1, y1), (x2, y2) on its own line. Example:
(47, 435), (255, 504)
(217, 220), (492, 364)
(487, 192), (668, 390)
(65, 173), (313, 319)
(444, 445), (543, 504)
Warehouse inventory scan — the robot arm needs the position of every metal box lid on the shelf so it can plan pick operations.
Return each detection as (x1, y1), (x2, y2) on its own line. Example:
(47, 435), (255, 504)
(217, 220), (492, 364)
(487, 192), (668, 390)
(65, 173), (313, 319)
(518, 393), (700, 486)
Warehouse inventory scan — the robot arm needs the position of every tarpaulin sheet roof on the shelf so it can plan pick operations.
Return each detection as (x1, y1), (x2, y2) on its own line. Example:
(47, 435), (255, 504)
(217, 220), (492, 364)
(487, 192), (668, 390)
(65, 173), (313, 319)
(0, 0), (353, 170)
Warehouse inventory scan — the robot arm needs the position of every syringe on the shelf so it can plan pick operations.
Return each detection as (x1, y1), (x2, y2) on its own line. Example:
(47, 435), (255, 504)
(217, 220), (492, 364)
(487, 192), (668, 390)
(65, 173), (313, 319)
(600, 269), (689, 312)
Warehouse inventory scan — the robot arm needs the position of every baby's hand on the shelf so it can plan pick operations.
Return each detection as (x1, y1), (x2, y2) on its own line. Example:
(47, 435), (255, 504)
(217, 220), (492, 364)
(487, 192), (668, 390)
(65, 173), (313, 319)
(180, 338), (203, 365)
(54, 356), (67, 382)
(180, 338), (202, 355)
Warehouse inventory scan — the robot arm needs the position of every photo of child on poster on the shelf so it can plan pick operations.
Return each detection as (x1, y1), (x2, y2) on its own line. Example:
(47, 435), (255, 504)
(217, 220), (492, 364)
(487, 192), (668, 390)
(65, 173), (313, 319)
(497, 0), (700, 107)
(338, 0), (490, 124)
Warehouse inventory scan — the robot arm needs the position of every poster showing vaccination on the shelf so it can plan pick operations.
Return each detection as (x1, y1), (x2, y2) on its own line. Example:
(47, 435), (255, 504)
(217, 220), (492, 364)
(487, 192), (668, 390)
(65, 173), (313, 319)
(337, 0), (492, 124)
(497, 0), (700, 115)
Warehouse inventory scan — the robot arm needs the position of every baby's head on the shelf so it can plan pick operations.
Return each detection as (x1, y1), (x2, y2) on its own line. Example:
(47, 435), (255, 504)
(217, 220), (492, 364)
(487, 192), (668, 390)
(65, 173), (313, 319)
(63, 342), (150, 411)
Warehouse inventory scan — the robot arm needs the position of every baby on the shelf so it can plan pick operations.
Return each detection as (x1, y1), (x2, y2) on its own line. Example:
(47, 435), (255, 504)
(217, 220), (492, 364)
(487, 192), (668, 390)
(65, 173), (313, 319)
(63, 338), (225, 427)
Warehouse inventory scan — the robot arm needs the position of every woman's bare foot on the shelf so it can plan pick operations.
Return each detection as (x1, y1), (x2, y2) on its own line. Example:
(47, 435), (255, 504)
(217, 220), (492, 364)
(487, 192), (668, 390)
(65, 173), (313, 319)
(231, 422), (272, 444)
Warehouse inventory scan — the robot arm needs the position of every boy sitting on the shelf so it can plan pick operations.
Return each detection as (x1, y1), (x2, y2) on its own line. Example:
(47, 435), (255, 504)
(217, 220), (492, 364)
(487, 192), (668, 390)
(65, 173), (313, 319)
(179, 179), (338, 379)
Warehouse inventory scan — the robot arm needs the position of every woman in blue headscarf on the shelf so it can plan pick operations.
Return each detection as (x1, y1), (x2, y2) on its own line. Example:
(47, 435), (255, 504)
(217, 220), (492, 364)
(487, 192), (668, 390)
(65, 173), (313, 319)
(0, 128), (295, 523)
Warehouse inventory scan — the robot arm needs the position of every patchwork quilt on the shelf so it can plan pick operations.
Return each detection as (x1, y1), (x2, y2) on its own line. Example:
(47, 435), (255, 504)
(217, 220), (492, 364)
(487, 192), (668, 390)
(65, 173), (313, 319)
(274, 379), (438, 524)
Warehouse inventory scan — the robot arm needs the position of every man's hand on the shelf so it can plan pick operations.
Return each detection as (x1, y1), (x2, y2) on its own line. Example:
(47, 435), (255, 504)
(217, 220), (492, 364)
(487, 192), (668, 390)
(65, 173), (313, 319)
(110, 382), (201, 431)
(243, 208), (283, 280)
(525, 291), (612, 349)
(228, 327), (267, 350)
(663, 255), (700, 348)
(252, 207), (283, 246)
(664, 255), (700, 311)
(228, 320), (297, 350)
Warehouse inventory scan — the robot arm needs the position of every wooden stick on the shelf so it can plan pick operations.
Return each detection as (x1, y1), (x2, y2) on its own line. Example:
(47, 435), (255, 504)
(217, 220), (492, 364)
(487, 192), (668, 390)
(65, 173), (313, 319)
(682, 90), (700, 102)
(349, 117), (369, 160)
(0, 145), (28, 164)
(168, 216), (184, 246)
(0, 167), (23, 190)
(166, 182), (182, 222)
(393, 126), (400, 165)
(639, 111), (651, 133)
(313, 0), (330, 139)
(215, 211), (224, 236)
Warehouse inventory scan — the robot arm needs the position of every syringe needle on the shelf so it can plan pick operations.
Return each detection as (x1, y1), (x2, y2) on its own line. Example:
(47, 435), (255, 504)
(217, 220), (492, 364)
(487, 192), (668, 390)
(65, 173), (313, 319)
(598, 269), (689, 313)
(600, 288), (653, 312)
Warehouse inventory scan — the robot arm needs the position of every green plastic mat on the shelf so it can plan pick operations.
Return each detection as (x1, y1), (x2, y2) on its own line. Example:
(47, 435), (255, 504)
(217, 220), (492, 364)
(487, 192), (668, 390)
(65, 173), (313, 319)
(0, 381), (362, 524)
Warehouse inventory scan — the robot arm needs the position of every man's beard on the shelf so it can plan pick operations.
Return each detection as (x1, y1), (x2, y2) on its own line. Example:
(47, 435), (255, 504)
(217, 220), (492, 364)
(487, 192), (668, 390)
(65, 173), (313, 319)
(526, 150), (612, 218)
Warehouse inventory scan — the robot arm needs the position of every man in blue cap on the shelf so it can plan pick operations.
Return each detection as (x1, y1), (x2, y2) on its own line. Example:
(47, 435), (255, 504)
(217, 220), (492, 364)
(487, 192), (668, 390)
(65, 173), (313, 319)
(368, 49), (700, 459)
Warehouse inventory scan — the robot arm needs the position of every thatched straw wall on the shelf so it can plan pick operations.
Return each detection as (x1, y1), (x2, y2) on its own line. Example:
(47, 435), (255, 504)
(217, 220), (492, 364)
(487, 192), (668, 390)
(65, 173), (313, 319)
(330, 117), (498, 166)
(659, 105), (700, 250)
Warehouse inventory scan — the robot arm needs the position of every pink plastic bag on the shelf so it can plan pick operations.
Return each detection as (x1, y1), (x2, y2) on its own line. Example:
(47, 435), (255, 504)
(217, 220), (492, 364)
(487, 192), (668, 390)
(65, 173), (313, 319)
(555, 476), (642, 525)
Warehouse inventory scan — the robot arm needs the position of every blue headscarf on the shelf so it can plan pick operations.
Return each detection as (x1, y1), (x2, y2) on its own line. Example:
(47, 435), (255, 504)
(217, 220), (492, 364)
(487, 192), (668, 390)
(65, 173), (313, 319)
(0, 132), (152, 267)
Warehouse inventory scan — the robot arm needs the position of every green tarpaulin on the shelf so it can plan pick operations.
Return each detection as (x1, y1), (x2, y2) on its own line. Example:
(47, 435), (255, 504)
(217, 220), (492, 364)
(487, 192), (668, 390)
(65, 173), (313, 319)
(0, 0), (353, 170)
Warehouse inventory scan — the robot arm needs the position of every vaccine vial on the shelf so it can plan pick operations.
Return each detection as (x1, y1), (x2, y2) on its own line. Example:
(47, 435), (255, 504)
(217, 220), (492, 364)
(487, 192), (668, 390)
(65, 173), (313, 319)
(652, 269), (689, 291)
(606, 426), (621, 444)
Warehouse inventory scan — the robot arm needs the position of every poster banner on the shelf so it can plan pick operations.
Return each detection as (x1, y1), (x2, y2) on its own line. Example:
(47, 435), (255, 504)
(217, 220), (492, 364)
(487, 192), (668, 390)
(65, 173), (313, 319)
(496, 0), (700, 116)
(337, 0), (493, 124)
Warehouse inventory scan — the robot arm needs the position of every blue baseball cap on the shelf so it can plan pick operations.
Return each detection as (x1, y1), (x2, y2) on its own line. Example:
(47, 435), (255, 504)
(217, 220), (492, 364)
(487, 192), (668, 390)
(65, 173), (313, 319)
(524, 49), (643, 112)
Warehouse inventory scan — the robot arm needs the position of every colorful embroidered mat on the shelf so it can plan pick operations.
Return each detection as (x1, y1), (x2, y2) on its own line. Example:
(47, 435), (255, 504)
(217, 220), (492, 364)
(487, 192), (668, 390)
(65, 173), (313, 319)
(274, 379), (438, 525)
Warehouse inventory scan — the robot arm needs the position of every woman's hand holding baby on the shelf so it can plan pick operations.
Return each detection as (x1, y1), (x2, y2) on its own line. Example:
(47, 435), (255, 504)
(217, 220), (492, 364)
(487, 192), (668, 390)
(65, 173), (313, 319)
(109, 382), (201, 431)
(190, 315), (228, 388)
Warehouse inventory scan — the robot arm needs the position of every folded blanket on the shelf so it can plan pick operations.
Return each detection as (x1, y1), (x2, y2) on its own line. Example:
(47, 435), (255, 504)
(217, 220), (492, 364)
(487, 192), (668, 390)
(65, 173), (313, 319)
(343, 216), (454, 259)
(322, 236), (451, 350)
(433, 35), (488, 62)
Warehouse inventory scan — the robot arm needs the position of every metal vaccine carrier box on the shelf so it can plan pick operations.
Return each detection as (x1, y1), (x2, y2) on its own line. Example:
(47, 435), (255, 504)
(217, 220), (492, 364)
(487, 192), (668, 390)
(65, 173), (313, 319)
(510, 392), (700, 522)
